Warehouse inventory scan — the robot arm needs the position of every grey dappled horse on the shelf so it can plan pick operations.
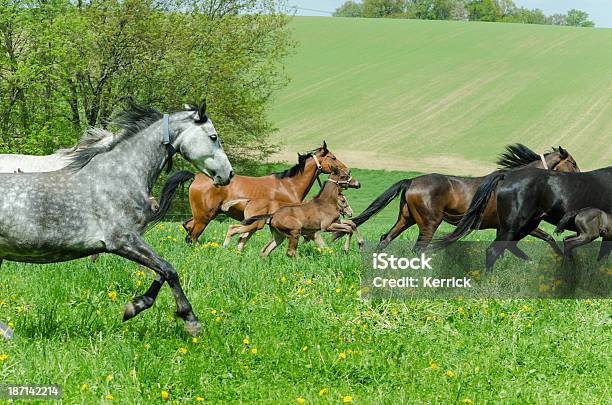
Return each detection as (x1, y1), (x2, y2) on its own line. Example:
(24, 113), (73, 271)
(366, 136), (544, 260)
(0, 100), (233, 335)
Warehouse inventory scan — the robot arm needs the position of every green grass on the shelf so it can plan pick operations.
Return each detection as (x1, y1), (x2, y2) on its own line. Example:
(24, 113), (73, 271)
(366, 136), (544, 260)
(270, 17), (612, 174)
(0, 169), (610, 403)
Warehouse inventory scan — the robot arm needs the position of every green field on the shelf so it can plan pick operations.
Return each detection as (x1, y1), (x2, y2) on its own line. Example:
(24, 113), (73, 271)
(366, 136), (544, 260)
(270, 17), (612, 174)
(1, 169), (610, 403)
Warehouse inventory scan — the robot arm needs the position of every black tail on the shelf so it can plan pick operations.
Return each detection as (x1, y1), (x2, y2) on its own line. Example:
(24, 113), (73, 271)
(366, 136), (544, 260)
(331, 179), (412, 241)
(147, 171), (195, 226)
(433, 170), (506, 249)
(555, 211), (577, 234)
(242, 214), (272, 226)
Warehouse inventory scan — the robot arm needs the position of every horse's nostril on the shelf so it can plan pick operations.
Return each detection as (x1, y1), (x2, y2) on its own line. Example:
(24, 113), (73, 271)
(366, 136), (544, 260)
(229, 170), (235, 178)
(209, 169), (217, 178)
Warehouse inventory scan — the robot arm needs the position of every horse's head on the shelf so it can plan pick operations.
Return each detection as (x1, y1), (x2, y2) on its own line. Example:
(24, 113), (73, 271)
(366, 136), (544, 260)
(311, 141), (349, 175)
(172, 100), (233, 186)
(549, 146), (580, 173)
(337, 193), (353, 217)
(329, 166), (361, 189)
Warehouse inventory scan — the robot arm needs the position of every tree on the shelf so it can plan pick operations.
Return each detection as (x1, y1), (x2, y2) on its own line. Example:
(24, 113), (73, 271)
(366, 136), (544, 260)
(333, 1), (363, 17)
(565, 9), (594, 27)
(465, 0), (503, 22)
(362, 0), (405, 18)
(0, 0), (292, 169)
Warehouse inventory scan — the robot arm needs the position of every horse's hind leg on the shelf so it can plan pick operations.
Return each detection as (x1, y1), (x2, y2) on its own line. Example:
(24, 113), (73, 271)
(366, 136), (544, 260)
(378, 200), (415, 250)
(112, 234), (201, 336)
(261, 230), (285, 257)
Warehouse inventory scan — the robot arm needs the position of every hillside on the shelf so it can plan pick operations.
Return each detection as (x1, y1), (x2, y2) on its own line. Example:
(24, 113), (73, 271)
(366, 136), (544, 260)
(269, 17), (612, 175)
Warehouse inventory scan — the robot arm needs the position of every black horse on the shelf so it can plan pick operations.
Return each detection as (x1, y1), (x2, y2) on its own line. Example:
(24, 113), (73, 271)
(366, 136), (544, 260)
(436, 166), (612, 270)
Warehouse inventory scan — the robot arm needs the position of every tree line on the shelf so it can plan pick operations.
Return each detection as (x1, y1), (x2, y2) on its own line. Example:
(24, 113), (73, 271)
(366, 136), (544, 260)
(0, 0), (292, 172)
(333, 0), (595, 27)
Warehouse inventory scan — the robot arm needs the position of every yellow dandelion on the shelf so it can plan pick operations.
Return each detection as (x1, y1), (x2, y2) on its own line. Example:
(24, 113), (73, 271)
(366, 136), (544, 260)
(210, 309), (217, 315)
(280, 276), (287, 283)
(0, 354), (7, 361)
(429, 361), (437, 370)
(302, 346), (309, 352)
(215, 316), (222, 322)
(318, 388), (328, 396)
(105, 374), (113, 382)
(7, 321), (14, 328)
(296, 397), (305, 404)
(251, 347), (257, 354)
(196, 397), (205, 402)
(107, 291), (117, 301)
(136, 271), (145, 277)
(192, 337), (200, 344)
(243, 338), (250, 345)
(499, 312), (507, 319)
(178, 347), (188, 354)
(462, 399), (473, 404)
(445, 370), (456, 377)
(81, 383), (88, 391)
(161, 390), (169, 400)
(342, 395), (353, 403)
(105, 394), (114, 400)
(457, 307), (465, 314)
(304, 279), (312, 285)
(335, 288), (341, 293)
(144, 343), (151, 350)
(338, 352), (347, 360)
(297, 288), (305, 295)
(16, 306), (25, 313)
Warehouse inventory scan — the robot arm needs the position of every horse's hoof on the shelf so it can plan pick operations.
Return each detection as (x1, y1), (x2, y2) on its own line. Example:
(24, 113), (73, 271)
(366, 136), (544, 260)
(123, 302), (137, 322)
(184, 320), (202, 336)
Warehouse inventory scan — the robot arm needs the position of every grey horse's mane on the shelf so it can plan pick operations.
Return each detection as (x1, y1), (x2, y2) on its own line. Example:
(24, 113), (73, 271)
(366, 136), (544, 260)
(65, 101), (197, 171)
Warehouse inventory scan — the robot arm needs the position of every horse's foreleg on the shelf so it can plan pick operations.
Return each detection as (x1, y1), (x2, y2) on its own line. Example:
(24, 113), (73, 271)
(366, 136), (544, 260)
(223, 224), (245, 248)
(313, 232), (326, 248)
(111, 234), (201, 336)
(286, 232), (300, 257)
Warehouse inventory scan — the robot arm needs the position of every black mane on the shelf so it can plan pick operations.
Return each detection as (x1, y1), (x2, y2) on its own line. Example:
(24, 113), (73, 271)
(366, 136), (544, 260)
(273, 153), (309, 179)
(497, 144), (541, 169)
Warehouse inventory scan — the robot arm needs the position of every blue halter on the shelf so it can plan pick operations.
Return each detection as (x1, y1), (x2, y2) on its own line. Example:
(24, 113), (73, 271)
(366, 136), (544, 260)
(162, 114), (176, 173)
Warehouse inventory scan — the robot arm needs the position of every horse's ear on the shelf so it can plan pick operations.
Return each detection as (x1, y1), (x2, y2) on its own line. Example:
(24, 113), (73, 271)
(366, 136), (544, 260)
(559, 146), (568, 158)
(194, 99), (208, 123)
(322, 141), (328, 151)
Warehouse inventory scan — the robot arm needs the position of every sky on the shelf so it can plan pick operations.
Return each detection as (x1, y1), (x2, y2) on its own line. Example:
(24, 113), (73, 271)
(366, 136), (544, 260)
(290, 0), (612, 28)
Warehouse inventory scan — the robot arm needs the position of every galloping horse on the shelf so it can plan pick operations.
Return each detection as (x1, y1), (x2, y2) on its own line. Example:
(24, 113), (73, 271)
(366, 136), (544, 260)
(436, 167), (612, 270)
(182, 142), (349, 244)
(0, 100), (233, 335)
(242, 168), (361, 257)
(340, 145), (579, 252)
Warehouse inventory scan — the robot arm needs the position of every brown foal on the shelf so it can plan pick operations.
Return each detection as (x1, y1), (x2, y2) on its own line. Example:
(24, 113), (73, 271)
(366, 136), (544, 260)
(182, 142), (348, 244)
(223, 190), (362, 252)
(242, 169), (362, 257)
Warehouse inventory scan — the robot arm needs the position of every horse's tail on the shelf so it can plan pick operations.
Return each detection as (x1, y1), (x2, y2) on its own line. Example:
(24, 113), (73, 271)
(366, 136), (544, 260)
(555, 211), (577, 234)
(242, 214), (272, 226)
(433, 170), (506, 249)
(147, 171), (195, 226)
(221, 199), (249, 212)
(331, 179), (412, 241)
(355, 179), (412, 226)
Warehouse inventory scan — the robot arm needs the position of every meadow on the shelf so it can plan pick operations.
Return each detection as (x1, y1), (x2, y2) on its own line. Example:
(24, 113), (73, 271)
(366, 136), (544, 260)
(0, 168), (609, 404)
(270, 17), (612, 174)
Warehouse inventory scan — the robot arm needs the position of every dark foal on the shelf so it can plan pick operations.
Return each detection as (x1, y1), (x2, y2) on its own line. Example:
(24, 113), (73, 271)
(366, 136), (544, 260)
(555, 208), (612, 261)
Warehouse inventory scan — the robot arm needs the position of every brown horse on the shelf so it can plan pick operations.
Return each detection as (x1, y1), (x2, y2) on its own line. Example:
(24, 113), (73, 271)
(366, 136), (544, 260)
(242, 168), (361, 257)
(182, 142), (348, 244)
(341, 145), (579, 253)
(222, 187), (360, 251)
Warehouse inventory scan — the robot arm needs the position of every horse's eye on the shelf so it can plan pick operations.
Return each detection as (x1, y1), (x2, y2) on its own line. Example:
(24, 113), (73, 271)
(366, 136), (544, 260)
(332, 156), (336, 160)
(209, 135), (218, 142)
